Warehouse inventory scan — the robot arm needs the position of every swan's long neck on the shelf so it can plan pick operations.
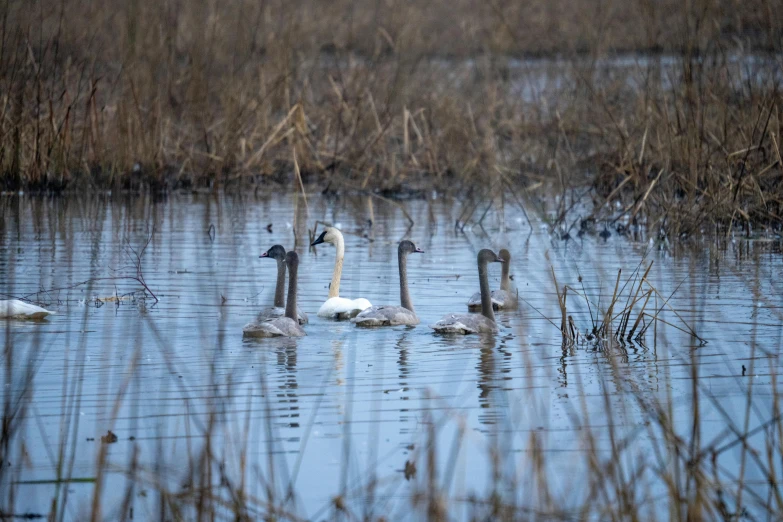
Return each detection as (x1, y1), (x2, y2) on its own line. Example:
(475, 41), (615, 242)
(328, 235), (345, 298)
(274, 258), (286, 308)
(285, 257), (298, 320)
(500, 259), (511, 292)
(398, 249), (414, 312)
(478, 259), (496, 322)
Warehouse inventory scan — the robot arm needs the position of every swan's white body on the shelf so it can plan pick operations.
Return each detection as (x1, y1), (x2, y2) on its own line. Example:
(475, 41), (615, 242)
(319, 297), (372, 320)
(312, 227), (372, 320)
(0, 300), (55, 319)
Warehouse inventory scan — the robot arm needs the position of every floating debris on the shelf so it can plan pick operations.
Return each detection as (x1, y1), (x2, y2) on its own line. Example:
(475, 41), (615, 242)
(404, 460), (416, 480)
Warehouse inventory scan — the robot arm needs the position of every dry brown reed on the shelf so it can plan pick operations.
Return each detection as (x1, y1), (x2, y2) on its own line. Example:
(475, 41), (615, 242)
(547, 254), (705, 348)
(1, 0), (782, 234)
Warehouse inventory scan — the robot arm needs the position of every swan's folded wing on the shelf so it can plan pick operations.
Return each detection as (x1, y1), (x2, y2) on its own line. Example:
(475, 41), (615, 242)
(256, 306), (285, 322)
(273, 317), (306, 336)
(256, 306), (308, 325)
(491, 290), (518, 309)
(466, 292), (482, 309)
(352, 306), (387, 326)
(430, 313), (497, 334)
(468, 291), (510, 311)
(284, 318), (307, 336)
(296, 306), (309, 325)
(243, 317), (306, 337)
(388, 308), (419, 326)
(430, 314), (475, 334)
(243, 320), (283, 337)
(353, 306), (419, 326)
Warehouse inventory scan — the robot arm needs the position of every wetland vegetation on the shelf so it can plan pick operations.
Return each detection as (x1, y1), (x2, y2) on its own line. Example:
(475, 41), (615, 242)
(1, 1), (783, 520)
(1, 0), (782, 233)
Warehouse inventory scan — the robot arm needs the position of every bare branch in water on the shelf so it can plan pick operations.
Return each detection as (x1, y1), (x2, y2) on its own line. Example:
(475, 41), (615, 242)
(20, 230), (158, 305)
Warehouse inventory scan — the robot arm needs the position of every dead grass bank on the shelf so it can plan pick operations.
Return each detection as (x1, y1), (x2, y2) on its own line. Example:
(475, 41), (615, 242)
(1, 0), (782, 234)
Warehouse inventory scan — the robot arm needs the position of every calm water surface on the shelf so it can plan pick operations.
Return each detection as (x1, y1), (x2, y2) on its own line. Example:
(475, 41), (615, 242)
(2, 192), (782, 520)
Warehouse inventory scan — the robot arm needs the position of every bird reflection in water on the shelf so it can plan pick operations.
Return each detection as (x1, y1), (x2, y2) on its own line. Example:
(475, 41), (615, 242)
(274, 339), (300, 429)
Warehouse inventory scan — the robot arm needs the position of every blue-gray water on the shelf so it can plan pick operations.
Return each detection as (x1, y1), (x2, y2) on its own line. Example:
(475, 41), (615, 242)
(2, 192), (782, 520)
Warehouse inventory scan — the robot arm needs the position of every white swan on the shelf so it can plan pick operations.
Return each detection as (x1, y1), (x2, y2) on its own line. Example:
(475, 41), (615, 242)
(430, 249), (503, 335)
(0, 300), (56, 319)
(310, 226), (372, 319)
(467, 248), (518, 310)
(255, 245), (308, 325)
(243, 251), (306, 338)
(353, 240), (423, 327)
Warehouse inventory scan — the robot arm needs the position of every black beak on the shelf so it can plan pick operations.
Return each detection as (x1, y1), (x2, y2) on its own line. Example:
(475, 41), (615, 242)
(414, 247), (424, 253)
(311, 230), (327, 246)
(495, 257), (505, 263)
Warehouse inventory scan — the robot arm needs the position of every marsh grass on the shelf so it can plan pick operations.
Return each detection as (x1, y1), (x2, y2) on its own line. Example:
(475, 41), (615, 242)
(1, 0), (782, 234)
(550, 257), (704, 346)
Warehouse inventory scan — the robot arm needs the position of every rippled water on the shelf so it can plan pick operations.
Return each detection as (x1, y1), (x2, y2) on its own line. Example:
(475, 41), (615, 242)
(2, 192), (782, 519)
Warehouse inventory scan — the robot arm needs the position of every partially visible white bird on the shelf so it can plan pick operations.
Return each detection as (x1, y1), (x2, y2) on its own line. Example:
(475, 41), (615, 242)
(0, 300), (56, 319)
(311, 226), (372, 319)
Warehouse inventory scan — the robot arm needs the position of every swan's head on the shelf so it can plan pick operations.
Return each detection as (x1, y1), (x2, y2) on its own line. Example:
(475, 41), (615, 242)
(261, 244), (287, 261)
(311, 226), (341, 247)
(285, 251), (299, 268)
(498, 249), (511, 263)
(399, 240), (424, 255)
(478, 249), (503, 264)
